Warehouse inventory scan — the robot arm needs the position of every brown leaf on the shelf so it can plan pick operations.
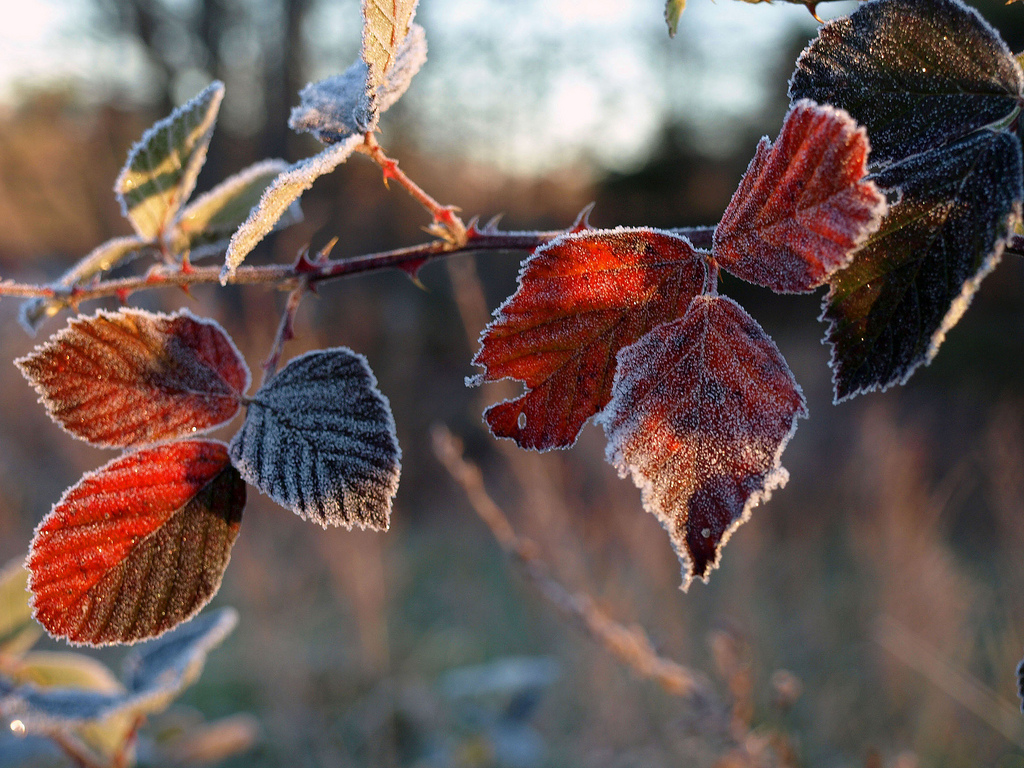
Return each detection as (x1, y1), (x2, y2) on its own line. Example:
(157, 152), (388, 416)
(599, 295), (806, 588)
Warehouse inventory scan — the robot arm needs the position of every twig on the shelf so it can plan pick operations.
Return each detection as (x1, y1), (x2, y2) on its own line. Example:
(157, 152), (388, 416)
(874, 615), (1024, 747)
(359, 132), (467, 244)
(430, 423), (716, 700)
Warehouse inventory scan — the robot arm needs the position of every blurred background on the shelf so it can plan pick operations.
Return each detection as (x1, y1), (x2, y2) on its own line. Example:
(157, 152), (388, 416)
(1, 0), (1024, 765)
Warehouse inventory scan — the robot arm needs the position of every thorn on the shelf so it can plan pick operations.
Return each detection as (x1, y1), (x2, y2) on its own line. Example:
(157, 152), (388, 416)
(484, 213), (505, 233)
(179, 252), (194, 275)
(293, 245), (319, 274)
(178, 284), (193, 299)
(317, 236), (340, 262)
(465, 215), (482, 238)
(380, 158), (401, 188)
(115, 288), (131, 304)
(434, 205), (462, 228)
(569, 202), (596, 233)
(807, 2), (822, 22)
(398, 257), (428, 284)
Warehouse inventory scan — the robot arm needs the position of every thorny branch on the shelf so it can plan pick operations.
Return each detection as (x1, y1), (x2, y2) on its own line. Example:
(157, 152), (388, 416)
(430, 423), (718, 701)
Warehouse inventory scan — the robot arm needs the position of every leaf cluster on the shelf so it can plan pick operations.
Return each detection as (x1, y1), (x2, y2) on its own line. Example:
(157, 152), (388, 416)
(1, 0), (1021, 688)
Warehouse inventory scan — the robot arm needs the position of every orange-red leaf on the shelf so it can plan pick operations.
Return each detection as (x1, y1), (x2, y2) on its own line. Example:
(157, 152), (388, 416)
(27, 440), (245, 645)
(16, 309), (250, 448)
(712, 100), (886, 293)
(598, 295), (806, 589)
(471, 228), (706, 450)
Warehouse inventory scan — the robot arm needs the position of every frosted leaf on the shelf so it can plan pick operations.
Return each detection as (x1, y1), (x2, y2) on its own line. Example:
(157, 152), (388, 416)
(788, 0), (1023, 167)
(471, 228), (706, 451)
(19, 236), (148, 334)
(289, 24), (427, 143)
(27, 441), (245, 646)
(171, 158), (299, 260)
(16, 308), (250, 448)
(114, 82), (225, 240)
(362, 0), (419, 94)
(822, 128), (1023, 401)
(0, 608), (237, 728)
(713, 100), (886, 293)
(598, 295), (806, 590)
(221, 136), (360, 279)
(229, 348), (401, 530)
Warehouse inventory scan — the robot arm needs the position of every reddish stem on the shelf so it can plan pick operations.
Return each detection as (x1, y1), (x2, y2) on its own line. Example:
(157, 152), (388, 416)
(359, 133), (467, 244)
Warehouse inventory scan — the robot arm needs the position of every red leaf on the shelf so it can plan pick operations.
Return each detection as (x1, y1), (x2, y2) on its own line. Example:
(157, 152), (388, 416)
(598, 295), (806, 589)
(471, 228), (707, 450)
(27, 440), (245, 645)
(16, 309), (250, 448)
(712, 100), (886, 293)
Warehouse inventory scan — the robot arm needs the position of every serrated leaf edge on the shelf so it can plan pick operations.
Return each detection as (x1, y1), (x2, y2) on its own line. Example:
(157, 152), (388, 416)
(24, 440), (239, 648)
(596, 296), (807, 591)
(15, 307), (251, 449)
(467, 226), (702, 453)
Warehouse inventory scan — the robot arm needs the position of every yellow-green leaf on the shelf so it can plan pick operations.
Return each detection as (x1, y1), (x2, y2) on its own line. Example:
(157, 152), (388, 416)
(362, 0), (419, 91)
(665, 0), (685, 37)
(114, 81), (224, 240)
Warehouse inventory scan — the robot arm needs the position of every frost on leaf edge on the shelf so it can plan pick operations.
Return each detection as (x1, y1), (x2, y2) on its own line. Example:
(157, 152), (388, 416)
(466, 225), (704, 453)
(221, 135), (361, 281)
(229, 346), (402, 531)
(113, 81), (226, 240)
(596, 295), (807, 591)
(712, 99), (888, 294)
(821, 199), (1023, 404)
(14, 307), (252, 449)
(24, 439), (240, 648)
(0, 608), (238, 728)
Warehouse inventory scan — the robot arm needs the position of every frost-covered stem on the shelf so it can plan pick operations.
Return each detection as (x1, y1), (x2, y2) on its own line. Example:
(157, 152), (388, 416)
(0, 225), (718, 306)
(430, 423), (717, 700)
(359, 133), (467, 245)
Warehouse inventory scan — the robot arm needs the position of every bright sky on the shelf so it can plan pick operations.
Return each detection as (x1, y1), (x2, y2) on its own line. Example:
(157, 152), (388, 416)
(0, 0), (858, 173)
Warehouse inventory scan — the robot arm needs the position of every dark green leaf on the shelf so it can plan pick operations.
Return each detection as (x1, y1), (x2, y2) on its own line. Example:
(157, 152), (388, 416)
(789, 0), (1023, 167)
(822, 129), (1023, 401)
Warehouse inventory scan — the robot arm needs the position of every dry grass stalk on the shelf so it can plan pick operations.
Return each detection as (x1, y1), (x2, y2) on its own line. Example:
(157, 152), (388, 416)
(430, 423), (716, 701)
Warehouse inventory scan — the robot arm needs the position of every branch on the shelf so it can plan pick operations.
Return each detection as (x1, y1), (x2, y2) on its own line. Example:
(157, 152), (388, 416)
(0, 223), (716, 311)
(430, 423), (718, 701)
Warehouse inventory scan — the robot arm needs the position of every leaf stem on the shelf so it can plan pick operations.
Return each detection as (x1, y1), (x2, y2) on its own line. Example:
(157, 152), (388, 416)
(359, 133), (467, 245)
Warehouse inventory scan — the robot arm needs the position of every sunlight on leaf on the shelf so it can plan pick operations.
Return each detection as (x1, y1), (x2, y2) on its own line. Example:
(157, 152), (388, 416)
(230, 348), (401, 530)
(114, 81), (224, 240)
(713, 100), (885, 293)
(598, 295), (806, 589)
(16, 308), (250, 448)
(471, 228), (706, 450)
(664, 0), (684, 37)
(27, 441), (245, 645)
(290, 23), (427, 142)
